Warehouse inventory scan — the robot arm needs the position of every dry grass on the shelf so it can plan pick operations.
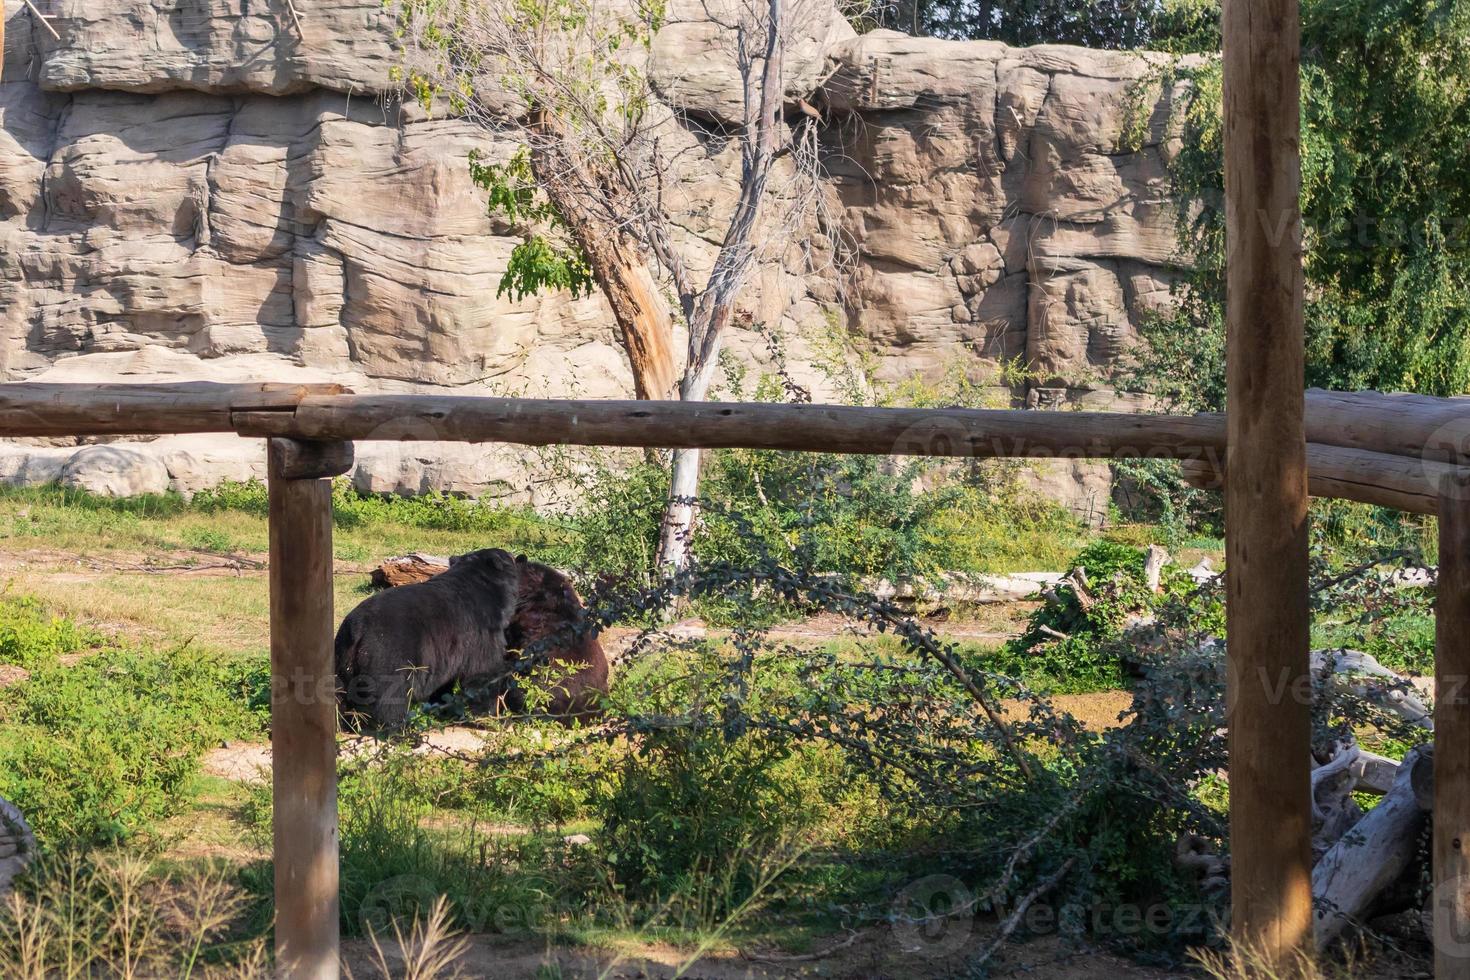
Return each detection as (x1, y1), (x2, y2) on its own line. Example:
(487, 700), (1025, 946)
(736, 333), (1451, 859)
(10, 568), (367, 658)
(1192, 938), (1377, 980)
(356, 897), (471, 980)
(0, 852), (269, 979)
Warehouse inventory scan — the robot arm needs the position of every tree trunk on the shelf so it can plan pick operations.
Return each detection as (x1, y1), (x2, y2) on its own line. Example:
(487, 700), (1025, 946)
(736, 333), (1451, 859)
(582, 235), (678, 401)
(658, 447), (702, 575)
(1312, 746), (1432, 950)
(526, 114), (677, 401)
(652, 0), (784, 575)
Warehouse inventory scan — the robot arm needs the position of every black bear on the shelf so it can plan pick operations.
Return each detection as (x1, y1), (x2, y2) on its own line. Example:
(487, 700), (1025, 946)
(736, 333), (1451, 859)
(335, 547), (518, 729)
(502, 556), (609, 723)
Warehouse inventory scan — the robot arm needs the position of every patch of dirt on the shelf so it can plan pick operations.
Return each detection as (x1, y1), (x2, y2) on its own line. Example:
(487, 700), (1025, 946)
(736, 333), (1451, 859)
(201, 741), (274, 783)
(343, 927), (1190, 979)
(202, 727), (496, 783)
(1029, 691), (1134, 731)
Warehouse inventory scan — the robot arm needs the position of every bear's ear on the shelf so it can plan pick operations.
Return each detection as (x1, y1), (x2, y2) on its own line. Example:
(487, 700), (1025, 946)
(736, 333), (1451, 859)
(516, 554), (529, 564)
(448, 553), (463, 567)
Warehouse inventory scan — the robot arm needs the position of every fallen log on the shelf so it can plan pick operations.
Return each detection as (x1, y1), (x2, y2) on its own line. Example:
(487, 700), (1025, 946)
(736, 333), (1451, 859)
(1349, 749), (1402, 796)
(1312, 740), (1364, 860)
(1144, 544), (1169, 593)
(370, 553), (450, 589)
(1311, 649), (1434, 731)
(1313, 745), (1433, 950)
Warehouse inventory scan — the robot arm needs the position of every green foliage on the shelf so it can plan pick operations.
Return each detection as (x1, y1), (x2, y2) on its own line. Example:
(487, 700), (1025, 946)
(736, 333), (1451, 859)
(1111, 457), (1223, 542)
(1139, 0), (1470, 408)
(499, 234), (596, 301)
(878, 0), (1223, 48)
(402, 0), (665, 306)
(1309, 510), (1437, 676)
(537, 450), (668, 582)
(889, 0), (1162, 47)
(187, 480), (268, 517)
(534, 356), (1086, 593)
(334, 750), (593, 938)
(469, 149), (596, 302)
(537, 445), (1088, 610)
(0, 596), (96, 670)
(0, 598), (263, 849)
(590, 648), (834, 914)
(993, 542), (1213, 691)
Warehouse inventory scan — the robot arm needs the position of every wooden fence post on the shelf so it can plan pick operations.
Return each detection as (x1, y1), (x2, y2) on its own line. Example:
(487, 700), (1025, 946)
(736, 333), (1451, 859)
(1222, 0), (1314, 962)
(268, 438), (353, 979)
(1437, 474), (1470, 980)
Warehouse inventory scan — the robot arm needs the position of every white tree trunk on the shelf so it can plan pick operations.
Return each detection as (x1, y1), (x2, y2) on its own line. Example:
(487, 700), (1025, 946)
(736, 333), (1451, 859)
(652, 0), (783, 577)
(658, 446), (702, 575)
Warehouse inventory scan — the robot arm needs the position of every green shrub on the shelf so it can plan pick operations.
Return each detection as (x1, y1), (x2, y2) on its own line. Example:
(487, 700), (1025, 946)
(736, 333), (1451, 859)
(0, 596), (97, 669)
(589, 647), (854, 916)
(536, 443), (1085, 605)
(0, 599), (261, 849)
(538, 451), (667, 583)
(242, 744), (599, 939)
(189, 479), (270, 517)
(991, 541), (1211, 691)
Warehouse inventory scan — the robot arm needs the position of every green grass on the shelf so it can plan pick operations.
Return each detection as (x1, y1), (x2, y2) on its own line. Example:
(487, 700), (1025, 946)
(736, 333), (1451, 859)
(0, 477), (1201, 581)
(0, 595), (267, 849)
(15, 570), (366, 660)
(0, 482), (563, 564)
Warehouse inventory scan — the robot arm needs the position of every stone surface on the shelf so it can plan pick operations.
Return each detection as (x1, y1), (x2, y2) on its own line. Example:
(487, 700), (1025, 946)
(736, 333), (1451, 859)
(0, 1), (1195, 509)
(59, 444), (172, 496)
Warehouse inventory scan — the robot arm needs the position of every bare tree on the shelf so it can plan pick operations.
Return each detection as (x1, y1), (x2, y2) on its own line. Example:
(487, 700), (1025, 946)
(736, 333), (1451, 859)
(398, 0), (826, 574)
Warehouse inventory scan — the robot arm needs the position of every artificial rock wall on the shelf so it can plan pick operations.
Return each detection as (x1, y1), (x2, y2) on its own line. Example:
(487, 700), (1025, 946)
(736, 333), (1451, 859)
(0, 0), (1190, 512)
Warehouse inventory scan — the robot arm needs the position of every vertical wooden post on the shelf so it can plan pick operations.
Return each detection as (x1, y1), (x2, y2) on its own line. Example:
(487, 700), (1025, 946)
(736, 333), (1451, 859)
(1437, 474), (1470, 979)
(1222, 0), (1314, 963)
(269, 438), (353, 980)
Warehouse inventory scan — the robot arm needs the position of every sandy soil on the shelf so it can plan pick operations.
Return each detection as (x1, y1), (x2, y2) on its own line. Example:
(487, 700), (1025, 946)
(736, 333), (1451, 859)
(342, 927), (1193, 980)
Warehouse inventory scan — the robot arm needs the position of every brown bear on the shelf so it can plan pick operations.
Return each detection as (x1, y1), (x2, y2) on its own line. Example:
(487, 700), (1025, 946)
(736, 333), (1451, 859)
(501, 555), (609, 723)
(335, 547), (519, 730)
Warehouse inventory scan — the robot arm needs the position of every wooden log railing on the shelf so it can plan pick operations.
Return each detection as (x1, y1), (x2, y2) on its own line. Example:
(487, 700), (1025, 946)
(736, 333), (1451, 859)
(1180, 444), (1457, 516)
(0, 382), (348, 436)
(1437, 474), (1470, 980)
(0, 380), (1466, 976)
